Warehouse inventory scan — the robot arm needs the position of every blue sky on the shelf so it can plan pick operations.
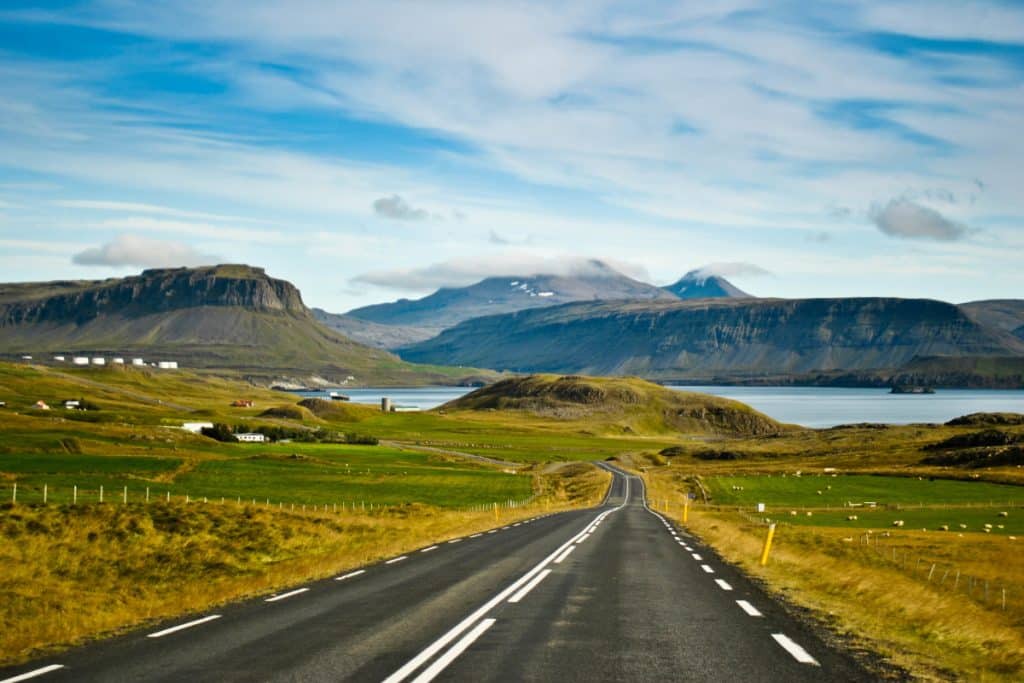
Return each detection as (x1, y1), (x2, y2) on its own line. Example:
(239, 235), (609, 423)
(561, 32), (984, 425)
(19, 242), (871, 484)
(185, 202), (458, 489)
(1, 1), (1023, 311)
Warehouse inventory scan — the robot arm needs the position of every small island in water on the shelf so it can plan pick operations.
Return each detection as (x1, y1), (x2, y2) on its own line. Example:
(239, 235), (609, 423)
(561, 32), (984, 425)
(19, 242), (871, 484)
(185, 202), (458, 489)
(890, 385), (936, 394)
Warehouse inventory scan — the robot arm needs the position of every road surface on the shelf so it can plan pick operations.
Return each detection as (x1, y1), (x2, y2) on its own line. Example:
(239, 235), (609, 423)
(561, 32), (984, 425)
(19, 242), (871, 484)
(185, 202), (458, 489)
(1, 465), (871, 682)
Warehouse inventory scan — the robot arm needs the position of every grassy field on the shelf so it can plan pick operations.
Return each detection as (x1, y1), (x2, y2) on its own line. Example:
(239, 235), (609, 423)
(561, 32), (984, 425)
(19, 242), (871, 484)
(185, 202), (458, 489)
(0, 460), (609, 665)
(636, 458), (1024, 681)
(705, 474), (1024, 508)
(0, 443), (534, 508)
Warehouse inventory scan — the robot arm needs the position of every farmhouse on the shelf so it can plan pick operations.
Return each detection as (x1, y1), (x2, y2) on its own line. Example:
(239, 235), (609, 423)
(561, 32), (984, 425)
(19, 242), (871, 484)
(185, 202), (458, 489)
(157, 361), (178, 369)
(72, 357), (89, 366)
(181, 421), (214, 433)
(63, 400), (81, 409)
(231, 399), (255, 408)
(235, 432), (266, 443)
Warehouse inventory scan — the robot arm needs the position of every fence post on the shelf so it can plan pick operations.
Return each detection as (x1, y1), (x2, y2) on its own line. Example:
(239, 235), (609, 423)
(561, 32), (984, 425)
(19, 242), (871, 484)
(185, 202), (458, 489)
(43, 484), (48, 504)
(123, 486), (127, 504)
(73, 485), (77, 505)
(494, 502), (499, 522)
(759, 523), (777, 566)
(12, 483), (15, 503)
(146, 487), (150, 503)
(166, 491), (170, 502)
(683, 499), (689, 524)
(99, 485), (104, 503)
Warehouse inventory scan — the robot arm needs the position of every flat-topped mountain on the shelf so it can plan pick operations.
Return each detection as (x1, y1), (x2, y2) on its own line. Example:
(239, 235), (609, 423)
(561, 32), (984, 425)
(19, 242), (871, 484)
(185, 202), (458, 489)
(662, 270), (751, 299)
(960, 300), (1024, 340)
(401, 297), (1024, 383)
(332, 260), (676, 348)
(0, 265), (481, 385)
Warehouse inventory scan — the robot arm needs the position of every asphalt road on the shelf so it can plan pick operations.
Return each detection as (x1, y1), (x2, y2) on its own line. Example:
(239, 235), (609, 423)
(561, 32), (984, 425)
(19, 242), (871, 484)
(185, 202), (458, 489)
(1, 465), (872, 682)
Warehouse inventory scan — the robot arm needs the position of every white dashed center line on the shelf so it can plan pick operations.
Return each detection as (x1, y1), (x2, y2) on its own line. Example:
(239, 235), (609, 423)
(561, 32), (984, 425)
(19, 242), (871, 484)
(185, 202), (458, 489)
(411, 618), (496, 683)
(554, 545), (576, 564)
(700, 564), (715, 574)
(508, 569), (552, 603)
(772, 633), (819, 665)
(691, 553), (703, 561)
(715, 579), (733, 591)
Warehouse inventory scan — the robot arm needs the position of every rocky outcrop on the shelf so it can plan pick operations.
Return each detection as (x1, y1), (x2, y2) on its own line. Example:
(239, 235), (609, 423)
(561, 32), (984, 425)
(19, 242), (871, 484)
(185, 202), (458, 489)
(0, 265), (306, 327)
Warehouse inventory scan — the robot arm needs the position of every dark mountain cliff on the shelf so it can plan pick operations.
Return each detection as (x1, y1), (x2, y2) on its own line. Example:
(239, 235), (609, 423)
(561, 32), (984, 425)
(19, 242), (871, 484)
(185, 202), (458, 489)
(0, 265), (305, 327)
(400, 297), (1024, 381)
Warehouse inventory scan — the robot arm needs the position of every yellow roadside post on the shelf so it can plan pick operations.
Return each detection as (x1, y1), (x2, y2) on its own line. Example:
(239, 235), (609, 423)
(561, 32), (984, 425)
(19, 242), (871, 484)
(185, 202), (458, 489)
(682, 499), (689, 524)
(493, 502), (499, 522)
(759, 523), (777, 566)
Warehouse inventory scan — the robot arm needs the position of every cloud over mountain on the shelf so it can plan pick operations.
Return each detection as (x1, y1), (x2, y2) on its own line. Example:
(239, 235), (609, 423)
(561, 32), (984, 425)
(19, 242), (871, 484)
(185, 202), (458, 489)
(373, 195), (430, 221)
(72, 234), (219, 268)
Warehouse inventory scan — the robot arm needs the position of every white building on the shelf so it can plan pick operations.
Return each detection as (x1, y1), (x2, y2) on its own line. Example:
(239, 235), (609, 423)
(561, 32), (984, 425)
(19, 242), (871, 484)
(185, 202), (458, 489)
(157, 361), (178, 369)
(235, 432), (267, 443)
(132, 358), (145, 366)
(113, 358), (125, 364)
(91, 357), (105, 366)
(53, 356), (65, 362)
(181, 422), (214, 433)
(72, 357), (90, 366)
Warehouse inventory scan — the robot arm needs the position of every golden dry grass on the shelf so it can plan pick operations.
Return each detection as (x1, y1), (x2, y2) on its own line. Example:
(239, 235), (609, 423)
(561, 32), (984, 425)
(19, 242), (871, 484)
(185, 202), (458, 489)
(0, 464), (610, 665)
(637, 462), (1024, 682)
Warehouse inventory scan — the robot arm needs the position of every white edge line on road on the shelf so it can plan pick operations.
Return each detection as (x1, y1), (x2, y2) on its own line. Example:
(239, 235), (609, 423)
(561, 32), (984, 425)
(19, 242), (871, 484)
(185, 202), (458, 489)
(384, 471), (628, 683)
(715, 579), (733, 591)
(147, 614), (222, 638)
(554, 545), (576, 564)
(386, 556), (408, 564)
(0, 665), (66, 683)
(266, 588), (309, 603)
(701, 564), (715, 574)
(508, 569), (552, 603)
(448, 538), (463, 544)
(772, 633), (819, 665)
(486, 529), (497, 534)
(336, 570), (365, 581)
(737, 600), (763, 617)
(410, 619), (497, 683)
(470, 533), (482, 538)
(421, 546), (438, 553)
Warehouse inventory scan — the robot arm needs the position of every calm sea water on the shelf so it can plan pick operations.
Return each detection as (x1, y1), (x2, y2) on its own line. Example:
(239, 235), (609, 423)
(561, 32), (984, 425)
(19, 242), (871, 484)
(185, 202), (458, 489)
(297, 385), (1024, 428)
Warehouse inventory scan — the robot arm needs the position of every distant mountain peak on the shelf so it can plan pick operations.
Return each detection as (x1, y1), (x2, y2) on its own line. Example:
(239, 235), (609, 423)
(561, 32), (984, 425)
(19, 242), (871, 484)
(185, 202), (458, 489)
(663, 270), (752, 299)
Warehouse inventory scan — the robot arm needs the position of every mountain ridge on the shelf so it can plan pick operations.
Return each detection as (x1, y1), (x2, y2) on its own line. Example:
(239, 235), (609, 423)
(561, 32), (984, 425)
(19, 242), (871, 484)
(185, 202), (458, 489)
(399, 296), (1024, 384)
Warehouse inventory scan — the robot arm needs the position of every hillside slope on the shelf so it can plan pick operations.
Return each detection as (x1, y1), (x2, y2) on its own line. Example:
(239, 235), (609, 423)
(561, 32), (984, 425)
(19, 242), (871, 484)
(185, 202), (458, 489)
(444, 374), (786, 436)
(402, 297), (1024, 381)
(960, 300), (1024, 340)
(0, 265), (481, 385)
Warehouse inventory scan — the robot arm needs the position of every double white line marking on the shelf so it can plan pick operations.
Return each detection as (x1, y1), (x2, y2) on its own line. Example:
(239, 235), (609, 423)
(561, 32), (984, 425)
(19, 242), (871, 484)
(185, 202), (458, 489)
(384, 476), (629, 683)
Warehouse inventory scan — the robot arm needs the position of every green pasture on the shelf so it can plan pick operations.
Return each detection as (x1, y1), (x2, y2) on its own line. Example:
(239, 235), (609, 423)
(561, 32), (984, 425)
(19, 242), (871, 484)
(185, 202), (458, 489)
(706, 474), (1024, 508)
(0, 443), (533, 508)
(772, 506), (1024, 535)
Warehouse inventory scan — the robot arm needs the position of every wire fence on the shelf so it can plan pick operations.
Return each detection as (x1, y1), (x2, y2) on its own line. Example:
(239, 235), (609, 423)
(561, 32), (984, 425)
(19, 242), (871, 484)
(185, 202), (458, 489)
(1, 482), (536, 516)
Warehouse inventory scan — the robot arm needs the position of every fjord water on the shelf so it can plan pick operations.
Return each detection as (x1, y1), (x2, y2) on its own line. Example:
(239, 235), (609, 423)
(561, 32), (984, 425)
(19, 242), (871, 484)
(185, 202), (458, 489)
(301, 386), (1024, 428)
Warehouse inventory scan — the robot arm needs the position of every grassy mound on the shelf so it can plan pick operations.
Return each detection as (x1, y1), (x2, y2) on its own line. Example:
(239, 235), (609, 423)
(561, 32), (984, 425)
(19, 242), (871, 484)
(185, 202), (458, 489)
(946, 413), (1024, 427)
(297, 398), (377, 422)
(258, 404), (315, 421)
(444, 374), (786, 436)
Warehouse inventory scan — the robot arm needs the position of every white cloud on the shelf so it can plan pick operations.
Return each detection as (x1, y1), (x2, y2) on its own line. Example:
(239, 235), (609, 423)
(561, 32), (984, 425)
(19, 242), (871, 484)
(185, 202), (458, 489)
(53, 199), (266, 223)
(870, 198), (969, 241)
(72, 234), (220, 268)
(352, 253), (649, 291)
(692, 262), (773, 279)
(94, 216), (286, 244)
